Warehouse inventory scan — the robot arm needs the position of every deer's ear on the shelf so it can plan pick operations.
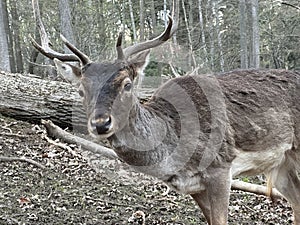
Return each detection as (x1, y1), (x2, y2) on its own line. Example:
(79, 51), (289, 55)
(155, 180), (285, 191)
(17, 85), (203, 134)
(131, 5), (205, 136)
(54, 58), (82, 85)
(128, 50), (150, 78)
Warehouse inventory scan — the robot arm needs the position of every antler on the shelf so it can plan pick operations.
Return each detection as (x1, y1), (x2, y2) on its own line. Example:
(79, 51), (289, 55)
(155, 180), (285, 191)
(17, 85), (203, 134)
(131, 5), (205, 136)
(60, 35), (91, 65)
(116, 16), (178, 60)
(31, 34), (91, 65)
(31, 0), (81, 63)
(31, 37), (80, 62)
(31, 0), (90, 65)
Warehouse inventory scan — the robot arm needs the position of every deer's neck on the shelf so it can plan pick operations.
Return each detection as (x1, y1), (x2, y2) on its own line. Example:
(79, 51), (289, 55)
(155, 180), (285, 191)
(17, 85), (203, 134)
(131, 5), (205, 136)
(109, 97), (180, 172)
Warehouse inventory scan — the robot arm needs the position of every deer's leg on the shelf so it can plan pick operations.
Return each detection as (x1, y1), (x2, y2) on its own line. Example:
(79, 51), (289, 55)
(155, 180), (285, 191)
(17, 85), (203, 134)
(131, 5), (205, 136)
(191, 191), (212, 224)
(191, 167), (231, 225)
(271, 157), (300, 225)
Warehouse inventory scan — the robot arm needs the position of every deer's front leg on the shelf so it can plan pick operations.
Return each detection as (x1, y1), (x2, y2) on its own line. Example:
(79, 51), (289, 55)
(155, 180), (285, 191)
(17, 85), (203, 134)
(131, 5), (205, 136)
(192, 167), (231, 225)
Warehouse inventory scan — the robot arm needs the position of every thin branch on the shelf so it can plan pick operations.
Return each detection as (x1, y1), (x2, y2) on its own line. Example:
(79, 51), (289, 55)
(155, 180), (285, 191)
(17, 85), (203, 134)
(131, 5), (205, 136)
(0, 156), (45, 169)
(281, 2), (300, 10)
(41, 119), (118, 159)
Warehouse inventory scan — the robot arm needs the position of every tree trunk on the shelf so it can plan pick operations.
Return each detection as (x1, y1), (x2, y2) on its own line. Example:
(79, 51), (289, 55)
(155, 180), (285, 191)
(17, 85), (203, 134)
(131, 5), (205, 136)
(139, 0), (145, 41)
(128, 0), (137, 43)
(251, 0), (260, 68)
(58, 0), (76, 51)
(2, 0), (16, 73)
(0, 71), (87, 132)
(0, 0), (10, 72)
(198, 0), (208, 64)
(150, 0), (156, 34)
(239, 0), (248, 69)
(214, 0), (224, 71)
(11, 0), (24, 73)
(182, 0), (196, 68)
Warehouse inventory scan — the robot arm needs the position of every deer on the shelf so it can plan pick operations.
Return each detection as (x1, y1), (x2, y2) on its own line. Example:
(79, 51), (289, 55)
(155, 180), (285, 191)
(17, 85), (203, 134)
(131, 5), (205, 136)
(32, 16), (300, 225)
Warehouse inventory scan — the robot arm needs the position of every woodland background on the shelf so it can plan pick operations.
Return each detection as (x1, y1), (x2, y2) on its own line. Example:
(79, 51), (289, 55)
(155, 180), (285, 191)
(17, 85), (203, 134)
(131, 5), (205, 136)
(0, 0), (299, 79)
(0, 1), (299, 224)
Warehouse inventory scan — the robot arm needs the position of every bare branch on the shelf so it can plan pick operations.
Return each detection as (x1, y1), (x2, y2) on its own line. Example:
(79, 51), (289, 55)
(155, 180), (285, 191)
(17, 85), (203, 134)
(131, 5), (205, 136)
(0, 156), (45, 169)
(281, 2), (300, 10)
(41, 119), (118, 159)
(231, 180), (283, 200)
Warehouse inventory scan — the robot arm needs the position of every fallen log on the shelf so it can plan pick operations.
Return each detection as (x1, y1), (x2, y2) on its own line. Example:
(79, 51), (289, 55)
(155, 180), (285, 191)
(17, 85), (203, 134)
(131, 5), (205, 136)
(0, 71), (153, 132)
(0, 71), (87, 131)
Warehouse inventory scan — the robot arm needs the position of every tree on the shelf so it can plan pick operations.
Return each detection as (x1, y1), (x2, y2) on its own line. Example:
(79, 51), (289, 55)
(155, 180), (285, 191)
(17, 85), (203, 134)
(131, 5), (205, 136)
(128, 0), (137, 43)
(239, 0), (248, 69)
(139, 0), (145, 41)
(251, 0), (260, 68)
(58, 0), (76, 51)
(0, 0), (10, 72)
(11, 0), (24, 73)
(2, 0), (15, 72)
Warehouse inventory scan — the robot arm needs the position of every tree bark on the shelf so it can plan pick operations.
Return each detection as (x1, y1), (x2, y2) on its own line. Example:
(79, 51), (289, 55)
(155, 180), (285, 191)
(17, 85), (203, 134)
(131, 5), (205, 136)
(0, 71), (87, 132)
(198, 0), (208, 64)
(139, 0), (145, 41)
(58, 0), (76, 51)
(181, 0), (196, 68)
(2, 0), (16, 73)
(11, 0), (24, 73)
(0, 0), (10, 72)
(251, 0), (260, 68)
(128, 0), (137, 43)
(239, 0), (248, 69)
(150, 0), (156, 34)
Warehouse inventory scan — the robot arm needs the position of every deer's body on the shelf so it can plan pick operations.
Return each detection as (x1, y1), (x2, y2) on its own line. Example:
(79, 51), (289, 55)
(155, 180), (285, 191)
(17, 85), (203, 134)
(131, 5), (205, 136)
(110, 69), (300, 189)
(33, 16), (300, 224)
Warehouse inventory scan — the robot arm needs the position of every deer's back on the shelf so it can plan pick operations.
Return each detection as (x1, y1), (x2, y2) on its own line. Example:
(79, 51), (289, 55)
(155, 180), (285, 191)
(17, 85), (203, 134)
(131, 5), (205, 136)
(148, 69), (299, 157)
(216, 69), (299, 152)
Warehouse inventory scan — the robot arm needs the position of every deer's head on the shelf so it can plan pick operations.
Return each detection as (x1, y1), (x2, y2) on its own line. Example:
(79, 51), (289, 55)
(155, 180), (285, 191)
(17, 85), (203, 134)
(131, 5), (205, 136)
(33, 17), (177, 139)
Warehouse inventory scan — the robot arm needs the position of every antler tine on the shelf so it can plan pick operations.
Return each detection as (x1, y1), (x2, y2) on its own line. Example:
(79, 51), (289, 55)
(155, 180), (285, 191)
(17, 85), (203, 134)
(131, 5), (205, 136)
(31, 37), (80, 62)
(123, 16), (177, 59)
(60, 34), (91, 66)
(116, 32), (125, 61)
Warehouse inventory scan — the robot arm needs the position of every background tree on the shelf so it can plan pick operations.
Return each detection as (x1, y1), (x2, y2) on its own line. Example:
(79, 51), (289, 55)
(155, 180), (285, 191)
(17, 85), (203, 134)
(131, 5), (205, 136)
(0, 0), (10, 72)
(0, 0), (298, 77)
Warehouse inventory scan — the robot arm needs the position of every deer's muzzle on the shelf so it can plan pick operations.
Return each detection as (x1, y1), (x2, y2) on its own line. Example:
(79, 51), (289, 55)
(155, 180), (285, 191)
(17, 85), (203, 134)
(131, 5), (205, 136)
(89, 114), (113, 136)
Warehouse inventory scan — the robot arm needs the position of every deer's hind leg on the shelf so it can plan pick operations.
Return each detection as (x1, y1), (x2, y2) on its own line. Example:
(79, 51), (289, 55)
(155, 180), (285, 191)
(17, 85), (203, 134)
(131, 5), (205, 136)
(268, 150), (300, 225)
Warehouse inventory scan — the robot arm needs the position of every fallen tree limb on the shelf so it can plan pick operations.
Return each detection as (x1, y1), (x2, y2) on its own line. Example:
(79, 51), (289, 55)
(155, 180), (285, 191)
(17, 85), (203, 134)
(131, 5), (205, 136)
(41, 119), (118, 159)
(231, 179), (283, 199)
(0, 156), (45, 169)
(43, 118), (285, 199)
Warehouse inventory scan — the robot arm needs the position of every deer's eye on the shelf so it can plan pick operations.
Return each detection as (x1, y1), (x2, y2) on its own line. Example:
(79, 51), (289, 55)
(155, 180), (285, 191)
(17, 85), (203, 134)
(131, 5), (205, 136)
(124, 82), (132, 92)
(78, 89), (84, 97)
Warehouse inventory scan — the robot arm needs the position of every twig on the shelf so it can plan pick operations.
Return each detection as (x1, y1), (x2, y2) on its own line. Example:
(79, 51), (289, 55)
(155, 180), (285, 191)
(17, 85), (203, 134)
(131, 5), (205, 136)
(1, 132), (28, 139)
(43, 133), (81, 158)
(281, 2), (300, 10)
(0, 156), (45, 169)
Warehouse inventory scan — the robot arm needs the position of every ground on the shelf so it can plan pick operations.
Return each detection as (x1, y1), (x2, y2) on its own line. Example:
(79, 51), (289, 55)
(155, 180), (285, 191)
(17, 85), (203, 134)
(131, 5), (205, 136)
(0, 115), (294, 224)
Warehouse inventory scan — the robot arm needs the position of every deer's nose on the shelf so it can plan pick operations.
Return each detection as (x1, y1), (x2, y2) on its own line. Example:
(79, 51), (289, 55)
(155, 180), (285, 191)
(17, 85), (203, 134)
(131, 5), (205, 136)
(90, 114), (112, 135)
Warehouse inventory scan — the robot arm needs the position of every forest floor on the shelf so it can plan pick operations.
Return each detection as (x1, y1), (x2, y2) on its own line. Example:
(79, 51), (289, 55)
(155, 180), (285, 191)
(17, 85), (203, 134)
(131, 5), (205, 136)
(0, 114), (294, 225)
